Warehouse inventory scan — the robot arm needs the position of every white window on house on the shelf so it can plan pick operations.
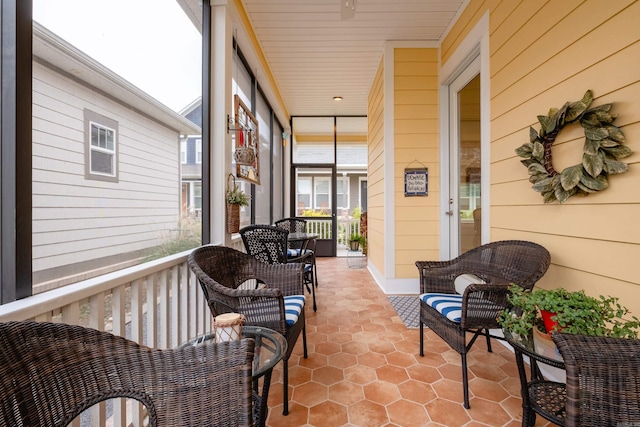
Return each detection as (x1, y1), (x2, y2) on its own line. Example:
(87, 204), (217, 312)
(196, 138), (202, 164)
(315, 177), (330, 212)
(84, 109), (118, 182)
(297, 177), (312, 214)
(90, 122), (116, 175)
(336, 176), (349, 210)
(181, 140), (187, 164)
(193, 182), (202, 210)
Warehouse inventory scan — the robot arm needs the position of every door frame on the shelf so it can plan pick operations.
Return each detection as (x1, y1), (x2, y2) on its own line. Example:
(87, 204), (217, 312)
(289, 163), (337, 257)
(447, 58), (480, 258)
(439, 12), (490, 260)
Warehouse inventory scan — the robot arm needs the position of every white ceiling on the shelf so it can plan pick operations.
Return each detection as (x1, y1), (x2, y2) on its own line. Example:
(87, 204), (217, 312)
(240, 0), (466, 117)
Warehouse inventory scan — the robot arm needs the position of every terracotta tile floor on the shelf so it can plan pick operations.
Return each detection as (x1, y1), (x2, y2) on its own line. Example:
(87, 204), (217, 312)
(264, 257), (557, 427)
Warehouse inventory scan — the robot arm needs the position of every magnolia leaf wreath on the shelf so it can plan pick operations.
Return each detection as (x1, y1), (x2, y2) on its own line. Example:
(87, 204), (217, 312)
(515, 90), (632, 203)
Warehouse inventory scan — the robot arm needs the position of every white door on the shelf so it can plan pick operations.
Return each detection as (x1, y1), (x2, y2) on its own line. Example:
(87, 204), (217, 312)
(446, 58), (482, 258)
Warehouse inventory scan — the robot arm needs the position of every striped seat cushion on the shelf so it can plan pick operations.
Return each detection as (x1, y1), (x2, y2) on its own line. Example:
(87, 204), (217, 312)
(284, 295), (305, 326)
(420, 293), (462, 323)
(287, 248), (313, 258)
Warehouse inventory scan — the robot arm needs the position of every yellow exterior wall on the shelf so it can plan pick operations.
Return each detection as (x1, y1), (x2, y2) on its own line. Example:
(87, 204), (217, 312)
(367, 58), (385, 275)
(394, 48), (440, 278)
(443, 0), (640, 317)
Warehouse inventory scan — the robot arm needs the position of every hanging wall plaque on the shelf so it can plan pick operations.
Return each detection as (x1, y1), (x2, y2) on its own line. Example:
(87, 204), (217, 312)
(404, 168), (428, 196)
(234, 95), (260, 185)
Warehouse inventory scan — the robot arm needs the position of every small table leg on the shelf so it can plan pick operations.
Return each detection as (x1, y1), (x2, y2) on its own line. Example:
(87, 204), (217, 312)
(514, 349), (536, 427)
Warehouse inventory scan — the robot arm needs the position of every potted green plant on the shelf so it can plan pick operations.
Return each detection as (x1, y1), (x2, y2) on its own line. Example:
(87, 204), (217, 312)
(226, 174), (250, 233)
(349, 233), (364, 251)
(498, 285), (640, 339)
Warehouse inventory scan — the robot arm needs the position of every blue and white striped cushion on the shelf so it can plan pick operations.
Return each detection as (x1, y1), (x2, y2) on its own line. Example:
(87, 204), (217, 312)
(287, 249), (301, 257)
(284, 295), (305, 326)
(420, 293), (462, 323)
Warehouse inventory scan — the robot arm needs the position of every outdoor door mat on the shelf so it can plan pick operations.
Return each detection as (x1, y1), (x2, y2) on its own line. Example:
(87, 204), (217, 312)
(388, 295), (419, 329)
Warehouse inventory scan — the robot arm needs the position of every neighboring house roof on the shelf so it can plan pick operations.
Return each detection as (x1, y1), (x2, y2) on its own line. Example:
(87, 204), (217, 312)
(32, 22), (201, 137)
(180, 97), (203, 128)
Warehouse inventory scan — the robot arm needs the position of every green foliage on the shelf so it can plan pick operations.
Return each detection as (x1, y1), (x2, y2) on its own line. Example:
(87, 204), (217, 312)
(301, 209), (329, 217)
(514, 90), (632, 203)
(498, 285), (640, 339)
(349, 232), (366, 246)
(226, 185), (250, 206)
(146, 218), (202, 261)
(351, 207), (362, 219)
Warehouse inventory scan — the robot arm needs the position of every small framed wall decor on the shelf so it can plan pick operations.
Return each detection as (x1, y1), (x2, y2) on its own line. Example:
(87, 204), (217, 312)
(404, 168), (428, 197)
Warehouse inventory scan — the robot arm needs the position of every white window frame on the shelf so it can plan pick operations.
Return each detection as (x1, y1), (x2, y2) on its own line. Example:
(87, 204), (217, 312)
(296, 176), (312, 211)
(84, 109), (119, 182)
(314, 177), (331, 210)
(195, 138), (202, 164)
(181, 140), (187, 164)
(336, 176), (349, 210)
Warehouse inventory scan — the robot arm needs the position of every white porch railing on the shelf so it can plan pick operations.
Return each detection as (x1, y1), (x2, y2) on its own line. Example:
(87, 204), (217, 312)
(0, 249), (212, 427)
(306, 217), (361, 247)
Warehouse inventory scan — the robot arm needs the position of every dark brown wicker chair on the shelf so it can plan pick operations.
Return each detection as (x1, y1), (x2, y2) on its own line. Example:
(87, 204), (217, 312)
(0, 320), (255, 427)
(275, 217), (318, 289)
(416, 240), (551, 408)
(241, 223), (317, 311)
(188, 245), (308, 416)
(553, 333), (640, 427)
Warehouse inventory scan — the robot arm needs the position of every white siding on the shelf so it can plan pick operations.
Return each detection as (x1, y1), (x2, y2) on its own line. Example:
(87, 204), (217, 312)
(32, 61), (180, 273)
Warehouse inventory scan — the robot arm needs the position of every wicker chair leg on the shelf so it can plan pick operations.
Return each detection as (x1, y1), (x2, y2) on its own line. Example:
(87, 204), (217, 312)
(302, 325), (308, 358)
(310, 275), (317, 312)
(419, 322), (424, 357)
(283, 358), (289, 415)
(461, 352), (470, 409)
(485, 329), (493, 352)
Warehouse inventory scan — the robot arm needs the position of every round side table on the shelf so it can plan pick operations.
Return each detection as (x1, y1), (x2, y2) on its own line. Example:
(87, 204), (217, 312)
(347, 249), (366, 268)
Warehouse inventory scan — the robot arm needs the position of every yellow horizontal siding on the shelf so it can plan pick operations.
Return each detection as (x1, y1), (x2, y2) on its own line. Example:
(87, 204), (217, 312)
(438, 0), (640, 318)
(394, 47), (439, 279)
(367, 58), (386, 275)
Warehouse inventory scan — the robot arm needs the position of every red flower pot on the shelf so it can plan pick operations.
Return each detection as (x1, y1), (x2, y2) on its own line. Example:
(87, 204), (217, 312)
(540, 310), (560, 333)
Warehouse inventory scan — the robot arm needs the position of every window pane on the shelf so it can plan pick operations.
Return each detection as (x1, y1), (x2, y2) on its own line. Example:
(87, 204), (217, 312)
(91, 150), (113, 175)
(337, 116), (367, 217)
(292, 117), (334, 163)
(32, 0), (202, 290)
(254, 90), (271, 225)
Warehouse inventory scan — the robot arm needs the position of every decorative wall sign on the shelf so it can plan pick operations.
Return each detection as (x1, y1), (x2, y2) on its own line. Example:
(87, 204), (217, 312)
(515, 90), (632, 203)
(404, 168), (428, 196)
(234, 95), (260, 185)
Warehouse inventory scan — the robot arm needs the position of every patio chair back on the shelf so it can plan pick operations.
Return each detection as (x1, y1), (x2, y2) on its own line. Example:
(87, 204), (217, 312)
(0, 321), (254, 427)
(240, 224), (289, 264)
(553, 333), (640, 427)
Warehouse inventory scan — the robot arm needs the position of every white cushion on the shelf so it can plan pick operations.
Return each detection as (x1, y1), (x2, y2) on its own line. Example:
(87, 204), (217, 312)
(454, 273), (486, 295)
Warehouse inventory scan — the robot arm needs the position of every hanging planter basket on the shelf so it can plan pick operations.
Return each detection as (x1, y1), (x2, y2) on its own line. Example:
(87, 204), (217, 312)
(226, 174), (246, 234)
(226, 203), (240, 234)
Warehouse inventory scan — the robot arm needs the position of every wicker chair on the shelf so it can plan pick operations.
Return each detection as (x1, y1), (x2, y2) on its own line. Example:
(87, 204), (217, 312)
(553, 333), (640, 427)
(0, 321), (254, 427)
(241, 224), (317, 310)
(188, 245), (307, 416)
(416, 240), (551, 408)
(275, 218), (318, 288)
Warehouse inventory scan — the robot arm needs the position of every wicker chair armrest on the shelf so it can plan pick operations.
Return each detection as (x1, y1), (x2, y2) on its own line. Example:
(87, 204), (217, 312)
(415, 259), (464, 294)
(287, 250), (314, 264)
(459, 283), (511, 329)
(237, 296), (288, 334)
